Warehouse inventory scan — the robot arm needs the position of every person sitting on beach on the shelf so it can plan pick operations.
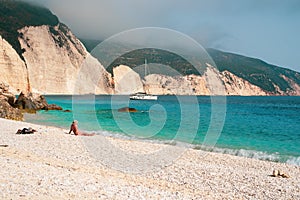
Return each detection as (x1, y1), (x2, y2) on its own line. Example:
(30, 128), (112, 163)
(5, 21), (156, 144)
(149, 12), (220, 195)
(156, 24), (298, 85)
(68, 120), (95, 136)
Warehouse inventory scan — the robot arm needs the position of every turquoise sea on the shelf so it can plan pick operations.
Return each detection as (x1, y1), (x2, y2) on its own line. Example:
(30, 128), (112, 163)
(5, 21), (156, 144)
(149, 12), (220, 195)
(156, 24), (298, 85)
(25, 95), (300, 166)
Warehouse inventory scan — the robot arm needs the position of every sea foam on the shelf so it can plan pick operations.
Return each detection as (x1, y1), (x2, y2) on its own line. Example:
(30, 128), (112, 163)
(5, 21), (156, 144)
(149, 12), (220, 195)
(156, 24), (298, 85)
(286, 156), (300, 166)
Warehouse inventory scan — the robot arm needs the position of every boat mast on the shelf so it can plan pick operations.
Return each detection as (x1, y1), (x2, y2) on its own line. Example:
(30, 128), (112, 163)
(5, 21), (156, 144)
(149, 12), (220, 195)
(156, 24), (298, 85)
(144, 58), (147, 77)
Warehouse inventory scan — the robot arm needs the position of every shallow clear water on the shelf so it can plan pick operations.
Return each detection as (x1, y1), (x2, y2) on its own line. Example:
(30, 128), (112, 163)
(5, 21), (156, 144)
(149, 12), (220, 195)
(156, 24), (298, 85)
(25, 95), (300, 165)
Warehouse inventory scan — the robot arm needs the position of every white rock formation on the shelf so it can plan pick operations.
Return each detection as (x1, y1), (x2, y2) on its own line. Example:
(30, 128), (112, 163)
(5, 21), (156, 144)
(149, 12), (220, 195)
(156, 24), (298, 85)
(220, 70), (268, 95)
(144, 74), (209, 95)
(203, 64), (226, 95)
(74, 55), (114, 94)
(280, 74), (300, 95)
(18, 24), (113, 94)
(113, 65), (144, 94)
(0, 36), (29, 94)
(144, 65), (225, 95)
(116, 64), (268, 96)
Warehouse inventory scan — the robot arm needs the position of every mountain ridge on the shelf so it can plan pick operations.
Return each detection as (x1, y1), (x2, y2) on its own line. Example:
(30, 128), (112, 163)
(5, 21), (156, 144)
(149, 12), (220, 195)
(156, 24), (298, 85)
(80, 40), (299, 95)
(0, 1), (299, 95)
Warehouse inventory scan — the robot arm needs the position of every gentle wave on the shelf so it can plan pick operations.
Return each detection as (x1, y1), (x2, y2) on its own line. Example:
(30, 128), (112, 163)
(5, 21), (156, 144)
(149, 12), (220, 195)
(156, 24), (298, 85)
(192, 146), (300, 166)
(91, 130), (300, 166)
(286, 156), (300, 166)
(201, 146), (281, 162)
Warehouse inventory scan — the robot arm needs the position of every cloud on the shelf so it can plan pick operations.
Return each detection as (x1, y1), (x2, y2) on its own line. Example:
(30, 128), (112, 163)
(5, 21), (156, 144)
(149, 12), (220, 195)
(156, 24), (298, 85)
(22, 0), (237, 43)
(21, 0), (300, 71)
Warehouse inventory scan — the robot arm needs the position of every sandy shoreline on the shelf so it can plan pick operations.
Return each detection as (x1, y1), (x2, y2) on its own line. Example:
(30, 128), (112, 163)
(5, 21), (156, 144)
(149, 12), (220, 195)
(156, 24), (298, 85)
(0, 118), (299, 199)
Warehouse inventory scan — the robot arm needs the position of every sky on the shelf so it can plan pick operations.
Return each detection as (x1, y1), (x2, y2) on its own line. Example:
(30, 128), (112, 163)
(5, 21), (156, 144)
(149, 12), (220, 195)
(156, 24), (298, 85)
(25, 0), (300, 72)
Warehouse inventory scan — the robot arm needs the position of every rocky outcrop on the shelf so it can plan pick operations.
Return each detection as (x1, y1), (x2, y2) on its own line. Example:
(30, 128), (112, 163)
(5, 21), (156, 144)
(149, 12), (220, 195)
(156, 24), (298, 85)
(144, 74), (210, 95)
(280, 75), (300, 96)
(143, 68), (225, 95)
(220, 70), (268, 95)
(144, 66), (226, 95)
(14, 92), (62, 112)
(0, 98), (23, 121)
(0, 82), (23, 120)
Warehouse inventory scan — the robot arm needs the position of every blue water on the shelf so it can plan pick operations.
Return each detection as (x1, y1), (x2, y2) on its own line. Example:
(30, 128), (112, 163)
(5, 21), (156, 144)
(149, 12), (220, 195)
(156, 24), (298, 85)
(25, 95), (300, 165)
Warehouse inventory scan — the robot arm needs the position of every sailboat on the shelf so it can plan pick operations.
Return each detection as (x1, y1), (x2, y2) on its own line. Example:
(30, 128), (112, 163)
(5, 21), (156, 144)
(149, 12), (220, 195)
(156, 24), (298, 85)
(129, 92), (158, 100)
(130, 59), (158, 100)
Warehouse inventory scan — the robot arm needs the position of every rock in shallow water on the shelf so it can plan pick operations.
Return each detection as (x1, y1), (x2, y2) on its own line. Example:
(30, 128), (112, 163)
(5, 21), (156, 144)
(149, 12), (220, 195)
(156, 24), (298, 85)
(117, 107), (138, 112)
(14, 92), (62, 111)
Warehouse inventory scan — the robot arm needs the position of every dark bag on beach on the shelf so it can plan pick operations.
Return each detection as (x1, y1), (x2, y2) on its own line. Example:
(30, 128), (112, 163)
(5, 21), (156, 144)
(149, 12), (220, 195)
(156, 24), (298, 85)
(16, 128), (36, 134)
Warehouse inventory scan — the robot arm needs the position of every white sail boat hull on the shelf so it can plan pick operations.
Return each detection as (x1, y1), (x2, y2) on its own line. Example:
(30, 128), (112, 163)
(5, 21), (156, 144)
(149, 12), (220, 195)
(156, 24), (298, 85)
(130, 93), (158, 100)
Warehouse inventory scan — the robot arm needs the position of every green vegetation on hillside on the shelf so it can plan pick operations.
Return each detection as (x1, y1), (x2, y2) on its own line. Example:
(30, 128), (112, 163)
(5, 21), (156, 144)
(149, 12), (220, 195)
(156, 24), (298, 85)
(80, 38), (102, 52)
(106, 48), (199, 76)
(0, 0), (58, 60)
(207, 48), (300, 93)
(83, 38), (299, 94)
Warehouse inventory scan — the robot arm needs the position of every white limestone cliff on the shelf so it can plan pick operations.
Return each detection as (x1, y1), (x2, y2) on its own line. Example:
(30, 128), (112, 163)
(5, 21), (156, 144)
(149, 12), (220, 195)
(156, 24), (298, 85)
(144, 74), (210, 95)
(18, 24), (113, 94)
(220, 70), (268, 95)
(0, 36), (29, 94)
(113, 64), (269, 95)
(280, 74), (300, 96)
(144, 66), (226, 95)
(113, 65), (144, 94)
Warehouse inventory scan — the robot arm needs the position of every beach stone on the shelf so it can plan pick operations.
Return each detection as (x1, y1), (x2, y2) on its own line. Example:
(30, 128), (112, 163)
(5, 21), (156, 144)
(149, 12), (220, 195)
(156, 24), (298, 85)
(273, 170), (279, 177)
(281, 173), (290, 178)
(279, 171), (290, 178)
(272, 170), (290, 178)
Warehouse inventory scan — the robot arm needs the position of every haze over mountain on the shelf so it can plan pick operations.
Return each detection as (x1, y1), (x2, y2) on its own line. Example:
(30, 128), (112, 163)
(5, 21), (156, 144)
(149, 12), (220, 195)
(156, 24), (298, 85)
(0, 1), (300, 95)
(23, 0), (300, 72)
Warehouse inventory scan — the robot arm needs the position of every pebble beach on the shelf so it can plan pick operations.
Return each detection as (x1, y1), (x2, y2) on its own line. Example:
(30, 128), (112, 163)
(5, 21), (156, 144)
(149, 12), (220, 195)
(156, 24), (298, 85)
(0, 118), (299, 199)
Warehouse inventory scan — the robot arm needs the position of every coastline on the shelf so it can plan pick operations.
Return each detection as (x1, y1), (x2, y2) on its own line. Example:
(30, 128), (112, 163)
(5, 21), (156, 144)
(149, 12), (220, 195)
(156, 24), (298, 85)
(0, 118), (299, 199)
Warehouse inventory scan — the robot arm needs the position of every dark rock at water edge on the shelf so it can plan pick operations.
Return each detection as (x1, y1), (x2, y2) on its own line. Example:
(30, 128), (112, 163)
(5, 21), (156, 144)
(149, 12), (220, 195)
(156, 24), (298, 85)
(46, 104), (63, 111)
(118, 107), (138, 112)
(0, 87), (63, 121)
(15, 92), (47, 111)
(15, 92), (62, 112)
